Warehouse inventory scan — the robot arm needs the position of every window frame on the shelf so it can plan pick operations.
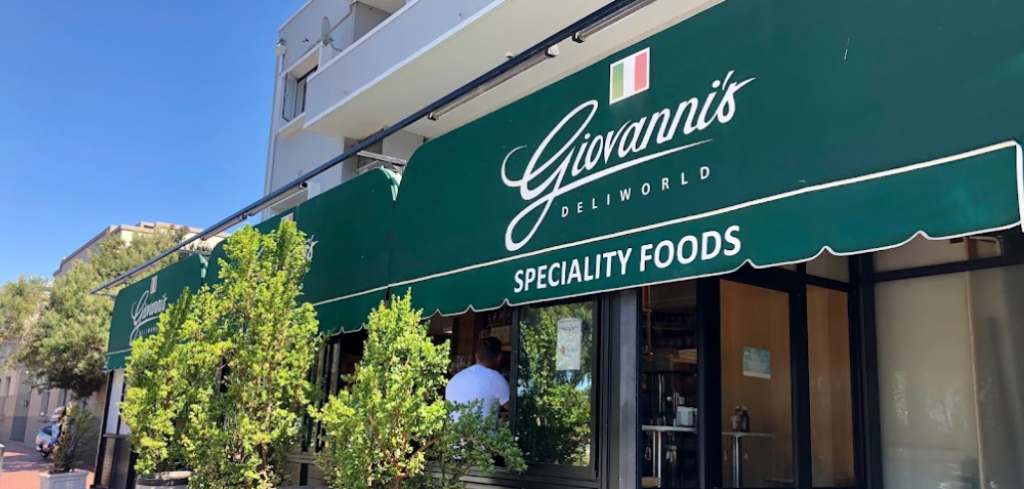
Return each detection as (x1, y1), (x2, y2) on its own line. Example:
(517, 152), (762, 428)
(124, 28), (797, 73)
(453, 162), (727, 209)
(281, 66), (317, 123)
(509, 295), (603, 481)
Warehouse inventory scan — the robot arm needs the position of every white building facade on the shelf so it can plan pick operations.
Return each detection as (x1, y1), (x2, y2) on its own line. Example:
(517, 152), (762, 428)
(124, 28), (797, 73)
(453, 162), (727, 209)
(263, 0), (722, 212)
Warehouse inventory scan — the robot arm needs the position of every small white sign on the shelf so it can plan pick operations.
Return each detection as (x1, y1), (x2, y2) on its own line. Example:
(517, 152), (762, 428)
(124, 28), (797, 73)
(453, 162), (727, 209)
(556, 318), (583, 371)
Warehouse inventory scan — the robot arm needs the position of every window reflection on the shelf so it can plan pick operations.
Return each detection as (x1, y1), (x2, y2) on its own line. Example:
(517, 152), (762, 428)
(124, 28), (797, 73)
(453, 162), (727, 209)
(516, 299), (596, 467)
(874, 266), (1024, 489)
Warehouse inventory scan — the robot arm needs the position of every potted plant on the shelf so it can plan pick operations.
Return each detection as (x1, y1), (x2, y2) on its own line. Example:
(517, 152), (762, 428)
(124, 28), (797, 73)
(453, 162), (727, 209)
(122, 221), (321, 489)
(136, 471), (193, 489)
(276, 37), (287, 56)
(314, 292), (525, 489)
(39, 405), (98, 489)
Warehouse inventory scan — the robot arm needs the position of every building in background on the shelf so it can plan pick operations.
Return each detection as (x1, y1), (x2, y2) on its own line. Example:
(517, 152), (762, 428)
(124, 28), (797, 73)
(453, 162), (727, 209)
(54, 221), (225, 278)
(0, 221), (227, 450)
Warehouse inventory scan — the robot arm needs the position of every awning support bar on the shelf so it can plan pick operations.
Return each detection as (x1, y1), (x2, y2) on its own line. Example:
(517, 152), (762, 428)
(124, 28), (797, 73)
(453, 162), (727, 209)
(90, 0), (648, 294)
(357, 151), (407, 166)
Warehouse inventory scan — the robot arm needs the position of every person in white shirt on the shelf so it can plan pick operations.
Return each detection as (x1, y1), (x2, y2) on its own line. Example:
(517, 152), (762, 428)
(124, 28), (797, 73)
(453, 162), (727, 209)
(445, 337), (510, 422)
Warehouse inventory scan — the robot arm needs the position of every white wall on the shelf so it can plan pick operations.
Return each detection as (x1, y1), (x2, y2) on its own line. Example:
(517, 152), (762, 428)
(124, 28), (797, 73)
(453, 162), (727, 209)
(271, 129), (345, 195)
(305, 0), (492, 126)
(279, 0), (352, 70)
(382, 130), (426, 163)
(314, 3), (392, 76)
(353, 3), (391, 40)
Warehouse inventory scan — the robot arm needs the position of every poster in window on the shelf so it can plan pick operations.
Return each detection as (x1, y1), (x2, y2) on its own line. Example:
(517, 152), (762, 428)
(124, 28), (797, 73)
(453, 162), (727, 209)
(556, 318), (583, 371)
(742, 347), (771, 379)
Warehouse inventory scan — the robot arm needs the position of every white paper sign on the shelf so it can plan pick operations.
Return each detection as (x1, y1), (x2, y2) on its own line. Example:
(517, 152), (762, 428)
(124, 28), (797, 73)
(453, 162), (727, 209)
(556, 318), (583, 371)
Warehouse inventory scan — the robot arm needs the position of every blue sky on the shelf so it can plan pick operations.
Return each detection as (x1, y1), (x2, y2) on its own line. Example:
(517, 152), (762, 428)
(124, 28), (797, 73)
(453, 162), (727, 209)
(0, 0), (306, 282)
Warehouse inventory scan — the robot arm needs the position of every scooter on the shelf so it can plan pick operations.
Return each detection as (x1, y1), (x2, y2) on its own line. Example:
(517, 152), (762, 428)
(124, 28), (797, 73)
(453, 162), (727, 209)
(35, 421), (59, 459)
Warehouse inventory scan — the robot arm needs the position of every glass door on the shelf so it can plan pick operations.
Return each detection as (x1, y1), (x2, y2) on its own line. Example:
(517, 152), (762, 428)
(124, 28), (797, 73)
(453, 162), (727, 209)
(640, 266), (859, 489)
(719, 280), (795, 488)
(640, 281), (700, 489)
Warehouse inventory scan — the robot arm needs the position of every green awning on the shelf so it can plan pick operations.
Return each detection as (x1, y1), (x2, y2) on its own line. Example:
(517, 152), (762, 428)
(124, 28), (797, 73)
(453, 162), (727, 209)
(105, 254), (207, 370)
(207, 168), (399, 334)
(389, 0), (1024, 316)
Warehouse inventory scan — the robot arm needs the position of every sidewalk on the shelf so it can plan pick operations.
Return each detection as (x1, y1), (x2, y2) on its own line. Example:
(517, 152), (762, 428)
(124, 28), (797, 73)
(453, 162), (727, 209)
(0, 441), (94, 489)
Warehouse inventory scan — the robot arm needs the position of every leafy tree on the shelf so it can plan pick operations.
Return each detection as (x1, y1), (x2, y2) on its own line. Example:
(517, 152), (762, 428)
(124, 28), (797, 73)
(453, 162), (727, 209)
(16, 227), (189, 399)
(0, 275), (49, 368)
(314, 291), (524, 489)
(122, 221), (321, 489)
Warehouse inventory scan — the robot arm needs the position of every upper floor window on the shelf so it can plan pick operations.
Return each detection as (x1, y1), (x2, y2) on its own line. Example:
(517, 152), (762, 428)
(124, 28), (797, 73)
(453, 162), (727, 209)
(283, 66), (317, 123)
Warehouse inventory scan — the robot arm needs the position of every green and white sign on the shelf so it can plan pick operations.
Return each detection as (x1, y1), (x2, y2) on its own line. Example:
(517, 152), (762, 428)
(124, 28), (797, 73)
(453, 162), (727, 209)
(391, 0), (1024, 316)
(106, 254), (206, 370)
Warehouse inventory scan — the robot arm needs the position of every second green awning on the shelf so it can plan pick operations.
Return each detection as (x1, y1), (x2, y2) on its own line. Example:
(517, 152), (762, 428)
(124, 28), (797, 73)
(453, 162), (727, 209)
(105, 254), (207, 370)
(207, 168), (399, 334)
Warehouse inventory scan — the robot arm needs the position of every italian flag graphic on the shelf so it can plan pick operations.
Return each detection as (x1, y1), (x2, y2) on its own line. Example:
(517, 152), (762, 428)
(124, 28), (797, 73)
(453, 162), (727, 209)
(610, 48), (650, 104)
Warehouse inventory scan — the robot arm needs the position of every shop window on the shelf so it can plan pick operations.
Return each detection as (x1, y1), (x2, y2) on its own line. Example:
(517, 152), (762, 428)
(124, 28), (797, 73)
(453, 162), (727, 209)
(302, 331), (365, 453)
(876, 266), (1024, 489)
(426, 302), (598, 475)
(515, 298), (597, 469)
(427, 308), (513, 386)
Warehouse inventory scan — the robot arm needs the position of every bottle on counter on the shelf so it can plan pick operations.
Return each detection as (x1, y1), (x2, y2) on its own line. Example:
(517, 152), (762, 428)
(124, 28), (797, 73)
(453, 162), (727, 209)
(740, 407), (750, 433)
(731, 406), (742, 431)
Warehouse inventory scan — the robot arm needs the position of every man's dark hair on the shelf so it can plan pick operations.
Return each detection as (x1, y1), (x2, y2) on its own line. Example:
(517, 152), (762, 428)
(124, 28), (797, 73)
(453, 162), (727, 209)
(476, 337), (503, 363)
